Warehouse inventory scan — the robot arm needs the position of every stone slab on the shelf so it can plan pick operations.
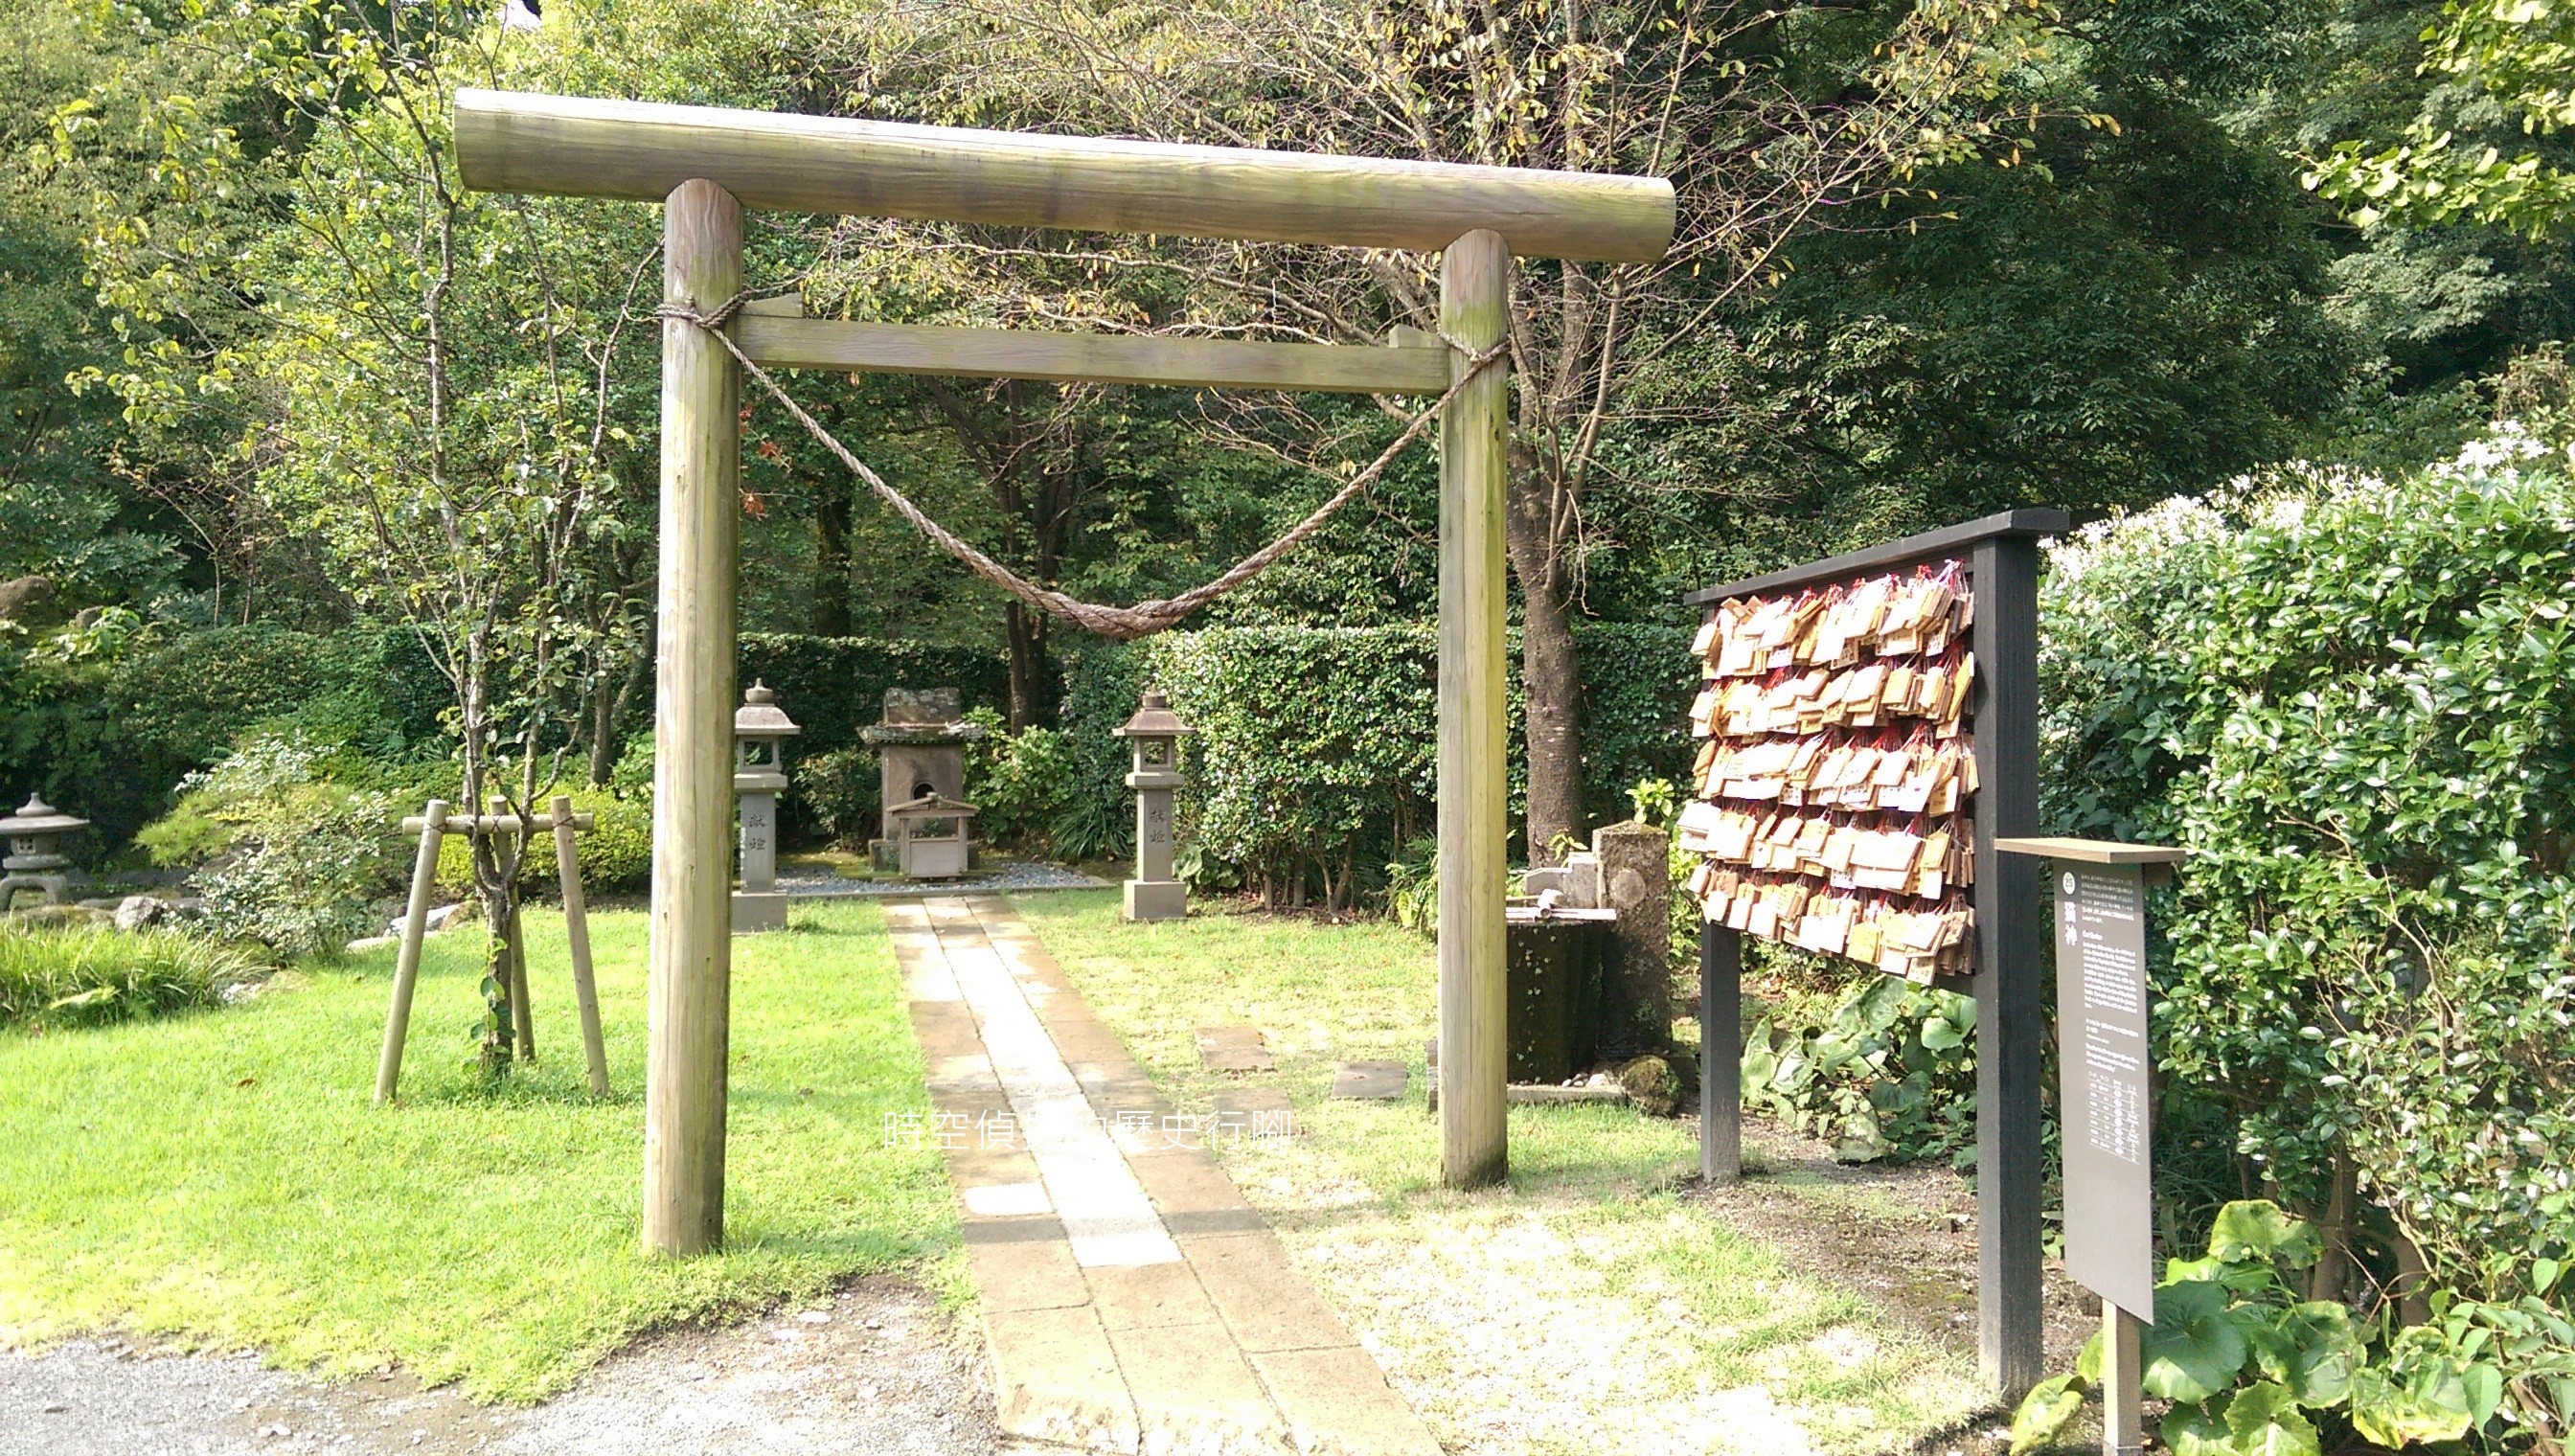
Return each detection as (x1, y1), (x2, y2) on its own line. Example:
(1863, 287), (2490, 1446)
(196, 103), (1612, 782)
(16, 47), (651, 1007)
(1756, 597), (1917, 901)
(1249, 1345), (1444, 1456)
(1106, 1322), (1294, 1455)
(1124, 878), (1188, 921)
(1329, 1060), (1408, 1101)
(983, 1306), (1142, 1452)
(1178, 1232), (1357, 1354)
(1082, 1260), (1221, 1331)
(1195, 1024), (1275, 1073)
(967, 1217), (1092, 1313)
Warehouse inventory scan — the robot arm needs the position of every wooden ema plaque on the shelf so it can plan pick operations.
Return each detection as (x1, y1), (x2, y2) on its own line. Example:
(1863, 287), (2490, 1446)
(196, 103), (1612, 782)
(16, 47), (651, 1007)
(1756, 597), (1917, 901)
(1682, 508), (2065, 1397)
(1680, 560), (1979, 983)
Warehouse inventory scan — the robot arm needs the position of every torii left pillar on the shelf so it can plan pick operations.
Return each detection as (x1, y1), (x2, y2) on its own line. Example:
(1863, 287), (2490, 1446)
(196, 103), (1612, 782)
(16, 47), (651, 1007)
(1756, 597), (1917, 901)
(645, 178), (741, 1257)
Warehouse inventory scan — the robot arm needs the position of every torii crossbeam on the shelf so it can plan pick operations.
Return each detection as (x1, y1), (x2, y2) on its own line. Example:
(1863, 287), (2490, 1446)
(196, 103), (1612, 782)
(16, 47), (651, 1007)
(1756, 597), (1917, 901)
(453, 88), (1674, 1257)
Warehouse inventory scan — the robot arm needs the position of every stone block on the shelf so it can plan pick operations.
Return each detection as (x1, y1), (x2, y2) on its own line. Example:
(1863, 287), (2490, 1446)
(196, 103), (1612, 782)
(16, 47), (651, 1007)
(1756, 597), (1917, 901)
(1194, 1025), (1273, 1073)
(730, 890), (788, 933)
(1123, 878), (1188, 921)
(982, 1306), (1141, 1451)
(1247, 1345), (1443, 1456)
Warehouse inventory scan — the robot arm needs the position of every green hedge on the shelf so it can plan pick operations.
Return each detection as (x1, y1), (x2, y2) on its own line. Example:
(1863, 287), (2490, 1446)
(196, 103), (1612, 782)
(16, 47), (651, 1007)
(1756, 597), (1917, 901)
(0, 623), (446, 851)
(2039, 456), (2575, 1311)
(737, 633), (1011, 758)
(1052, 622), (1696, 901)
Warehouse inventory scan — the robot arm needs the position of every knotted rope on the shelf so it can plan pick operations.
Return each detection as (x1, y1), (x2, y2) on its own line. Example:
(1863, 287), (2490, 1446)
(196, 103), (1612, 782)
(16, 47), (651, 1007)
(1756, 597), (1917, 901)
(659, 292), (1504, 640)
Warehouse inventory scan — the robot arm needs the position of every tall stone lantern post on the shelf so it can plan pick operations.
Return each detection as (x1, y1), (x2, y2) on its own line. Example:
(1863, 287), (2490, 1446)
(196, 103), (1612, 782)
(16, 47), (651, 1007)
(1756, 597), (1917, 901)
(1115, 689), (1194, 921)
(732, 682), (800, 933)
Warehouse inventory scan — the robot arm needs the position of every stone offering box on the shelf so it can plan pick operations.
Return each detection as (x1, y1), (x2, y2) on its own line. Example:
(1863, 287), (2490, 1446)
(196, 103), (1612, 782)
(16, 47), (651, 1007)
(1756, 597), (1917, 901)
(886, 793), (977, 879)
(860, 688), (985, 873)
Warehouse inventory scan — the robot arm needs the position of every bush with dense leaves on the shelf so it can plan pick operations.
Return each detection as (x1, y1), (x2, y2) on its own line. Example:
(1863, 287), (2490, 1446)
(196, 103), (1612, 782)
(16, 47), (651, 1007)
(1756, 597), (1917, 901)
(1058, 623), (1696, 907)
(2039, 443), (2573, 1389)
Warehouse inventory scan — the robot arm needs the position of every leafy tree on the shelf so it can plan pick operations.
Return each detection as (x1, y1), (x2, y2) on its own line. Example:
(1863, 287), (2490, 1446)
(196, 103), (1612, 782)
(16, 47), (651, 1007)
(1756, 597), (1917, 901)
(53, 0), (665, 1073)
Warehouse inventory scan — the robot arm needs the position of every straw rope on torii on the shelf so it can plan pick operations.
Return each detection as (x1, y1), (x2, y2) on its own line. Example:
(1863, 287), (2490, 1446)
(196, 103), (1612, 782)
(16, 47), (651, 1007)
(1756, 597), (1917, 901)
(659, 290), (1509, 640)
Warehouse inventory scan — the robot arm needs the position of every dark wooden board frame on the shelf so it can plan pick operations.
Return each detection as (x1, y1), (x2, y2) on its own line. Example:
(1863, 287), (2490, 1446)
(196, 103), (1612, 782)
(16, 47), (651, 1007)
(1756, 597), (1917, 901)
(1685, 507), (2067, 1397)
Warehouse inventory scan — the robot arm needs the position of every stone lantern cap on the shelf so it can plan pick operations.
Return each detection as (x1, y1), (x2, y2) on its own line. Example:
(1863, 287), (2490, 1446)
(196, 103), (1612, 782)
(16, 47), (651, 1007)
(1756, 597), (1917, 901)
(733, 681), (801, 739)
(0, 795), (87, 837)
(1113, 689), (1195, 739)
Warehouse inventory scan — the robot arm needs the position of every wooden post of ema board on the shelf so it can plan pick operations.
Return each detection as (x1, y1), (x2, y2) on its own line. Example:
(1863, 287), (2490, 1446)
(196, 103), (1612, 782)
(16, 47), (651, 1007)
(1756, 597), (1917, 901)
(1971, 534), (2048, 1398)
(553, 794), (611, 1097)
(1698, 921), (1743, 1183)
(376, 799), (450, 1103)
(644, 177), (741, 1258)
(1436, 229), (1511, 1191)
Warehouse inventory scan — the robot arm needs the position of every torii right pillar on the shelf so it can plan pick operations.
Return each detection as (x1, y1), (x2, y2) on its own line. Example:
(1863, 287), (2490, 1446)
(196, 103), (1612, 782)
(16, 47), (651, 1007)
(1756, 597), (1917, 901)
(1436, 229), (1511, 1190)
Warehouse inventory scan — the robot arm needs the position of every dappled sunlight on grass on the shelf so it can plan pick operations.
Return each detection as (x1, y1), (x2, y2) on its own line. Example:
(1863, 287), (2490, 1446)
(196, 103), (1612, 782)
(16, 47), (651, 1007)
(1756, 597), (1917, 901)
(1014, 889), (1985, 1456)
(0, 900), (955, 1402)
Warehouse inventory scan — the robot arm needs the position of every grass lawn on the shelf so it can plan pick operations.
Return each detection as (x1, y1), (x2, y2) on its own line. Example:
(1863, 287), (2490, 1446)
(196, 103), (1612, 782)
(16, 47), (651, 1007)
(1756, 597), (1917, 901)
(1014, 888), (1986, 1456)
(0, 900), (957, 1402)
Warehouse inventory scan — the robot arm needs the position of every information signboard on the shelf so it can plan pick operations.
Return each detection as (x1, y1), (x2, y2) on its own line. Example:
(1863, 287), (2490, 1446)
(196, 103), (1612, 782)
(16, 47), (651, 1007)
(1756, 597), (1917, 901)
(2055, 861), (2156, 1320)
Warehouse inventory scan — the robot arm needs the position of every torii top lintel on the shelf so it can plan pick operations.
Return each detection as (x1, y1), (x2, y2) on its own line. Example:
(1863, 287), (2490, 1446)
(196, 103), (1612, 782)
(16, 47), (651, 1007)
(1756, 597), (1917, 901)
(454, 89), (1675, 264)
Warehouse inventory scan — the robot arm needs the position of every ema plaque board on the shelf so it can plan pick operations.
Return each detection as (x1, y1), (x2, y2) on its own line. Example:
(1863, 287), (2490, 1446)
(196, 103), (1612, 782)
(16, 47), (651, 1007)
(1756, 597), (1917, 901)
(2056, 862), (2155, 1321)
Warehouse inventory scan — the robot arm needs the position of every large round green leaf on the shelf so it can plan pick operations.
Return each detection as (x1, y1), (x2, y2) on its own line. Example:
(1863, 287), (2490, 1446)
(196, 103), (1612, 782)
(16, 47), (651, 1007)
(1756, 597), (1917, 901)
(2144, 1279), (2250, 1403)
(2009, 1374), (2087, 1454)
(2222, 1381), (2323, 1456)
(2247, 1302), (2358, 1407)
(2348, 1348), (2474, 1447)
(2163, 1396), (2231, 1456)
(2207, 1201), (2322, 1270)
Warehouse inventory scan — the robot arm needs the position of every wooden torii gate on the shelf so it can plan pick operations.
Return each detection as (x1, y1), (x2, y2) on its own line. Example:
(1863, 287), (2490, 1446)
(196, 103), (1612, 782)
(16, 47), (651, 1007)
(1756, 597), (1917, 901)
(453, 90), (1674, 1256)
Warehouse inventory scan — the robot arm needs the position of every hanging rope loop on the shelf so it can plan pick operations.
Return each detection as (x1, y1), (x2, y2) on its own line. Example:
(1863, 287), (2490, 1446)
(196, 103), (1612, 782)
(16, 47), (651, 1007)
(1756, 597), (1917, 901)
(654, 293), (1505, 640)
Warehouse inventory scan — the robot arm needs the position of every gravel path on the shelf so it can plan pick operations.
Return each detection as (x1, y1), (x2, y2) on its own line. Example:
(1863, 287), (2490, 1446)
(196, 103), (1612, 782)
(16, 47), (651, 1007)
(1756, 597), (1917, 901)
(774, 860), (1106, 899)
(0, 1277), (994, 1456)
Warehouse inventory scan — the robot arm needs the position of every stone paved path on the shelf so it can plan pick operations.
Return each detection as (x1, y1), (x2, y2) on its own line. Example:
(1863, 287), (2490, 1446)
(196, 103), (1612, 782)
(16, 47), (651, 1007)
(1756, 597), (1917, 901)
(888, 899), (1439, 1456)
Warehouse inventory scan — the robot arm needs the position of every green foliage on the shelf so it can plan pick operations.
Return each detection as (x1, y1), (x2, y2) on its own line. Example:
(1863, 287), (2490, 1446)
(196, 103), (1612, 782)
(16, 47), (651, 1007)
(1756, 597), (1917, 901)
(2040, 454), (2575, 1309)
(961, 709), (1117, 862)
(1060, 624), (1694, 907)
(1740, 973), (1977, 1165)
(1383, 837), (1438, 936)
(430, 788), (655, 899)
(793, 746), (879, 849)
(2306, 0), (2575, 239)
(0, 924), (264, 1029)
(2014, 1201), (2568, 1454)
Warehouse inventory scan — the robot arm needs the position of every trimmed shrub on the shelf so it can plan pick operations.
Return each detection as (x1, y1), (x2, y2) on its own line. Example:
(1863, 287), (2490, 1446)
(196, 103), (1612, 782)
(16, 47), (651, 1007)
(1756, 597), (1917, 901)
(1056, 622), (1697, 907)
(2041, 443), (2575, 1313)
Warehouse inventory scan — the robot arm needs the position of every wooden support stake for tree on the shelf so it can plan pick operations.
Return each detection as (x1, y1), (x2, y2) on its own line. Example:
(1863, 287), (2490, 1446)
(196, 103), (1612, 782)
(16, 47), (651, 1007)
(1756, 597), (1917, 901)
(1435, 228), (1511, 1191)
(552, 794), (611, 1096)
(376, 799), (450, 1104)
(644, 177), (741, 1258)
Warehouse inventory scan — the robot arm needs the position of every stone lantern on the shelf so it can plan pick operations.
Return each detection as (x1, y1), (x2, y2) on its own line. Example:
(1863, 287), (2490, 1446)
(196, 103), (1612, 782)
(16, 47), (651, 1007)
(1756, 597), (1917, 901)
(0, 795), (87, 910)
(732, 682), (799, 933)
(1114, 689), (1194, 921)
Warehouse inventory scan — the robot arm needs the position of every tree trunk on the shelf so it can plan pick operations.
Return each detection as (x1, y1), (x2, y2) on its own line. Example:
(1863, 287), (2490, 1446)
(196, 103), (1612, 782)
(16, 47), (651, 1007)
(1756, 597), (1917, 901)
(2308, 1151), (2357, 1303)
(1004, 601), (1046, 729)
(586, 646), (647, 786)
(1506, 462), (1584, 865)
(811, 472), (852, 635)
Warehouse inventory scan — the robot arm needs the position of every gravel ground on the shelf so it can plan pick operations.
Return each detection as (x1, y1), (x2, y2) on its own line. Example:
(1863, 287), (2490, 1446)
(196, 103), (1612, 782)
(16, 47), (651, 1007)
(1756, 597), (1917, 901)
(0, 1277), (995, 1456)
(773, 861), (1106, 899)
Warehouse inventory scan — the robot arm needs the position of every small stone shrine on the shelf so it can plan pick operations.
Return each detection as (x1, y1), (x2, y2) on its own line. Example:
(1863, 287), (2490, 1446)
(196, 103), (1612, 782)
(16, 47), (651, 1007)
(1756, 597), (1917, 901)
(885, 793), (977, 878)
(732, 682), (799, 933)
(860, 688), (985, 872)
(1114, 688), (1194, 921)
(0, 795), (86, 910)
